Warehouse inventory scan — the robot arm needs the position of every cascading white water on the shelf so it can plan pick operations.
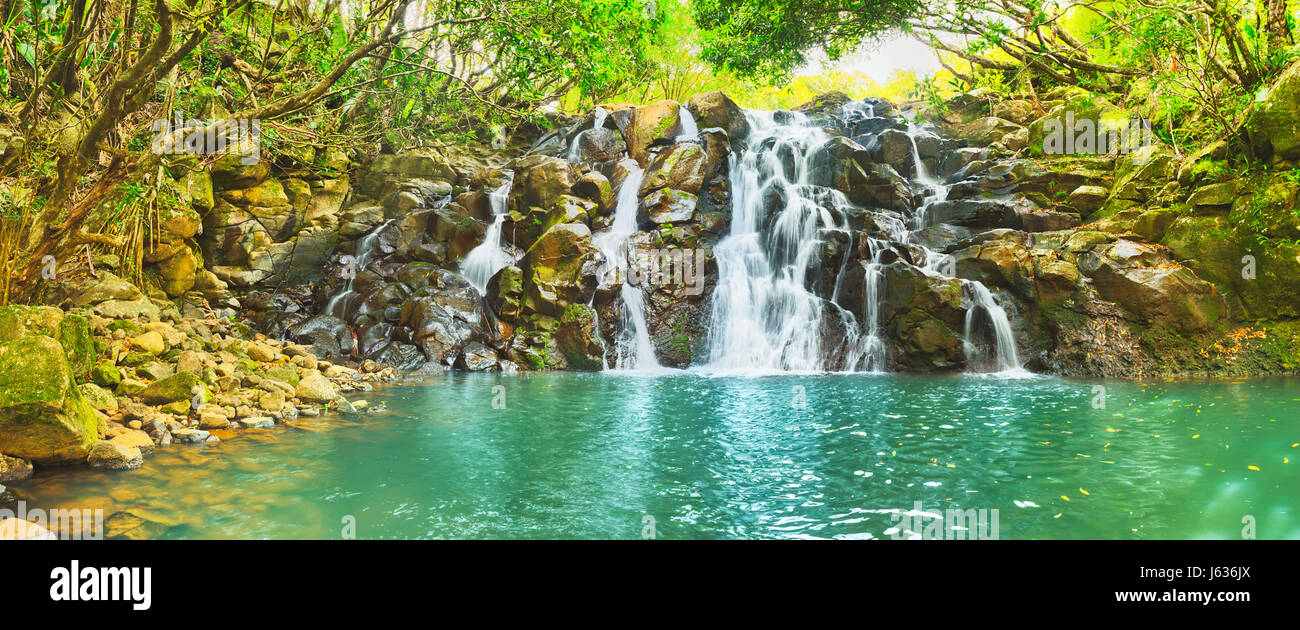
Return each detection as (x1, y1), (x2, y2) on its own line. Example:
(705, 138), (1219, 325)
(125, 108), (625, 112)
(324, 218), (394, 318)
(900, 120), (1022, 374)
(963, 282), (1023, 373)
(677, 106), (698, 140)
(704, 110), (851, 373)
(859, 237), (890, 372)
(905, 122), (948, 231)
(460, 174), (515, 294)
(592, 162), (660, 370)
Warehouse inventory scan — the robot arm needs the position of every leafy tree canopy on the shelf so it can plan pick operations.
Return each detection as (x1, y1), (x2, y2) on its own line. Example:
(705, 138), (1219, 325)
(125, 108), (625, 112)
(692, 0), (925, 83)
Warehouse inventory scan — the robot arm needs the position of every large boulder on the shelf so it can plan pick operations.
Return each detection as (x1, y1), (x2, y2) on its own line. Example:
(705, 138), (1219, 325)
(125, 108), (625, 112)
(1242, 60), (1300, 164)
(140, 371), (204, 405)
(0, 334), (101, 464)
(685, 91), (749, 144)
(521, 223), (600, 318)
(555, 303), (605, 370)
(640, 142), (711, 195)
(295, 370), (338, 403)
(1079, 240), (1228, 332)
(508, 155), (576, 215)
(628, 100), (683, 166)
(0, 305), (94, 376)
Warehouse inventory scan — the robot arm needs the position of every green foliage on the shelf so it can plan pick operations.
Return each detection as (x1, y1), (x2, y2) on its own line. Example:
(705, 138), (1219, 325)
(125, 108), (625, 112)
(692, 0), (924, 83)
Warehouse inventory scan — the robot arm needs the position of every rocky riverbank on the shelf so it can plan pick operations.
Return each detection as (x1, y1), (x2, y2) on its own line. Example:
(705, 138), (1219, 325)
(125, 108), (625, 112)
(0, 300), (401, 514)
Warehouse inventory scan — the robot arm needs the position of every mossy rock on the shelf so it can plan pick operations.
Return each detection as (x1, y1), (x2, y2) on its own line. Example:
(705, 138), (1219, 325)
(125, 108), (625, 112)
(140, 371), (206, 405)
(0, 334), (101, 464)
(107, 320), (145, 335)
(0, 306), (94, 377)
(90, 363), (122, 388)
(121, 352), (152, 367)
(261, 366), (301, 387)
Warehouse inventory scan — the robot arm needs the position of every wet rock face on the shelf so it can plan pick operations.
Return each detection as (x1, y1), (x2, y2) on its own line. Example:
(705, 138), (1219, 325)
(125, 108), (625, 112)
(220, 86), (1260, 377)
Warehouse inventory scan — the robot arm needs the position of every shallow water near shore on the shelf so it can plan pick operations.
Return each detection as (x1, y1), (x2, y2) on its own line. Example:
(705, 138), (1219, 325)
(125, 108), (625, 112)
(10, 373), (1299, 539)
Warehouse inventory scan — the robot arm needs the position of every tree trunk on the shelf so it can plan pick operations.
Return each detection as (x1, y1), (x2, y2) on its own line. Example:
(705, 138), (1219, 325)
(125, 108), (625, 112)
(1267, 0), (1292, 53)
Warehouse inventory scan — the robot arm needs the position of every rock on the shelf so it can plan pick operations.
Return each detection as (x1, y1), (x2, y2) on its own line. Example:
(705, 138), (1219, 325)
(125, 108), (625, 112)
(640, 142), (711, 195)
(1242, 60), (1300, 163)
(456, 342), (499, 371)
(110, 430), (156, 456)
(90, 363), (122, 388)
(240, 416), (275, 429)
(0, 305), (95, 375)
(573, 171), (615, 212)
(130, 330), (166, 355)
(992, 99), (1035, 125)
(77, 383), (118, 412)
(638, 189), (698, 226)
(87, 440), (143, 470)
(198, 411), (230, 430)
(571, 127), (626, 163)
(295, 370), (337, 403)
(522, 223), (600, 318)
(1132, 208), (1178, 242)
(0, 334), (101, 464)
(508, 155), (575, 214)
(1187, 180), (1238, 208)
(323, 364), (358, 379)
(116, 378), (148, 396)
(140, 371), (204, 405)
(246, 342), (279, 362)
(1081, 241), (1228, 332)
(104, 509), (177, 540)
(686, 91), (749, 143)
(258, 389), (286, 413)
(155, 248), (199, 297)
(957, 117), (1025, 145)
(0, 454), (34, 482)
(94, 296), (162, 321)
(555, 304), (604, 370)
(171, 428), (210, 444)
(1067, 185), (1109, 215)
(628, 100), (683, 165)
(138, 361), (174, 381)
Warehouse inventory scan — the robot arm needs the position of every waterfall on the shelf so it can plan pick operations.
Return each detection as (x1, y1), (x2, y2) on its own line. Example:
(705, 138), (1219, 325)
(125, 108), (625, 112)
(592, 162), (660, 370)
(460, 174), (515, 294)
(860, 237), (890, 372)
(899, 121), (1023, 374)
(905, 122), (948, 231)
(703, 110), (845, 373)
(324, 219), (394, 319)
(963, 282), (1024, 373)
(678, 105), (698, 140)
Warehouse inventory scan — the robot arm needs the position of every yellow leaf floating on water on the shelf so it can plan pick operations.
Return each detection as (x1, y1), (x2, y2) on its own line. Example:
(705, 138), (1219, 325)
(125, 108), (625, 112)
(1079, 488), (1090, 496)
(1292, 443), (1299, 448)
(1285, 458), (1290, 464)
(1192, 434), (1200, 439)
(1248, 465), (1261, 471)
(1060, 495), (1070, 501)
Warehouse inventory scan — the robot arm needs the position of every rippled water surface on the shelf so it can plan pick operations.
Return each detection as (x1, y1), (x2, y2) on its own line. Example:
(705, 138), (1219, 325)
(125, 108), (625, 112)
(11, 373), (1299, 539)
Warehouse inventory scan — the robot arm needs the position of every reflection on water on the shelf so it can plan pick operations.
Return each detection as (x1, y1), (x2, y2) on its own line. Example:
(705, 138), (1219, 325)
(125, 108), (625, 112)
(9, 374), (1299, 539)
